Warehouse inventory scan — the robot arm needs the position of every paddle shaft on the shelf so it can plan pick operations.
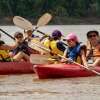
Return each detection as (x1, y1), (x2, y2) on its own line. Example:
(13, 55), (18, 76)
(0, 28), (15, 40)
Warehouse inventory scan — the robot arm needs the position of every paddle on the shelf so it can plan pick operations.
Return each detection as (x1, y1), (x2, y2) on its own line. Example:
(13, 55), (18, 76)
(28, 39), (50, 54)
(30, 42), (100, 76)
(13, 16), (33, 30)
(13, 16), (45, 35)
(0, 28), (15, 40)
(13, 13), (52, 35)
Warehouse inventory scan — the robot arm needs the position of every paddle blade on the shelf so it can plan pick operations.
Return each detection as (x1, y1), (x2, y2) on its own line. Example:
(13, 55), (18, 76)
(37, 13), (52, 27)
(30, 54), (50, 64)
(28, 38), (50, 54)
(13, 16), (33, 30)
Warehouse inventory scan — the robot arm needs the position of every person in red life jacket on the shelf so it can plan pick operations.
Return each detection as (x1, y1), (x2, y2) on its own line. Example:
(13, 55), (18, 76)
(85, 30), (100, 68)
(61, 33), (86, 64)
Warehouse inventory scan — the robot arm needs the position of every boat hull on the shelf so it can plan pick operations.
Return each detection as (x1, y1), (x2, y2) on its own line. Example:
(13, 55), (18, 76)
(0, 62), (34, 74)
(33, 64), (100, 79)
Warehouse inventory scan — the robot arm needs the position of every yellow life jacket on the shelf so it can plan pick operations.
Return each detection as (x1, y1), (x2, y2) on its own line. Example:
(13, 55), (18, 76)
(43, 39), (50, 49)
(75, 55), (82, 64)
(43, 39), (64, 55)
(0, 50), (11, 61)
(50, 40), (64, 56)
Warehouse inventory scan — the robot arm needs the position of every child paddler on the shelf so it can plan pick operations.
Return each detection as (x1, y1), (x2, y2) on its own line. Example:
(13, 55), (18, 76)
(42, 30), (66, 62)
(61, 33), (86, 65)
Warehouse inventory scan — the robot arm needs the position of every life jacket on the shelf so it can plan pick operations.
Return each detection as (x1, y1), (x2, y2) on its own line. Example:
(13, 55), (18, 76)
(66, 43), (82, 64)
(0, 50), (12, 62)
(0, 40), (12, 62)
(43, 39), (50, 49)
(86, 42), (100, 60)
(49, 40), (64, 56)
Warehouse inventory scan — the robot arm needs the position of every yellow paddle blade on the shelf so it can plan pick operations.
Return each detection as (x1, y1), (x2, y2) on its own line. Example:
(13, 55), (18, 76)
(37, 13), (52, 27)
(13, 16), (33, 30)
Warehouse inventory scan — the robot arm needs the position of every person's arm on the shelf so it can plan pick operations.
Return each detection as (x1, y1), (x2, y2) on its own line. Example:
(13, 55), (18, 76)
(61, 49), (67, 62)
(0, 43), (18, 50)
(80, 49), (88, 67)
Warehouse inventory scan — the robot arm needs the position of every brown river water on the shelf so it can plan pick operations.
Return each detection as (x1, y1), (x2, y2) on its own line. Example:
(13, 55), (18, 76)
(0, 25), (100, 100)
(0, 74), (100, 100)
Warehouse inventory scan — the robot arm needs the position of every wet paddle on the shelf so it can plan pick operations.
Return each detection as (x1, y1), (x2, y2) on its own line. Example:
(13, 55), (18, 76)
(30, 42), (100, 76)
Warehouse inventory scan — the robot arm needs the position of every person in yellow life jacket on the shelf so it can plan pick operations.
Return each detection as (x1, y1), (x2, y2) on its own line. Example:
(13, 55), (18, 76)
(0, 40), (12, 62)
(0, 34), (12, 62)
(85, 30), (100, 68)
(43, 30), (66, 56)
(0, 32), (30, 62)
(61, 33), (86, 64)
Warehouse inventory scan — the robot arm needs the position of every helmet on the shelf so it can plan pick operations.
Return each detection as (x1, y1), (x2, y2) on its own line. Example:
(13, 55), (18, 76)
(52, 30), (62, 38)
(66, 33), (78, 42)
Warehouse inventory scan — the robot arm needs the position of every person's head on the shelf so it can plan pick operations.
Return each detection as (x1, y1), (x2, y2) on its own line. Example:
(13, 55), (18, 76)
(66, 33), (79, 47)
(24, 30), (33, 37)
(51, 30), (62, 40)
(14, 32), (23, 42)
(87, 30), (99, 43)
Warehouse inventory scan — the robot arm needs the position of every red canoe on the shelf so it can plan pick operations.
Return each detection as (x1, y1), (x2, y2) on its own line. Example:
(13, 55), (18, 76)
(33, 64), (100, 79)
(0, 62), (34, 74)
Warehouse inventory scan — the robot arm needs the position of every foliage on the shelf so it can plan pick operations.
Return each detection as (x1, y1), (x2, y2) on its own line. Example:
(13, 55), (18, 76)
(0, 0), (100, 21)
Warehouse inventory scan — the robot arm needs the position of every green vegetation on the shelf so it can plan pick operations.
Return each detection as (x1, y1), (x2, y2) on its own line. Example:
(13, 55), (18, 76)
(0, 0), (100, 24)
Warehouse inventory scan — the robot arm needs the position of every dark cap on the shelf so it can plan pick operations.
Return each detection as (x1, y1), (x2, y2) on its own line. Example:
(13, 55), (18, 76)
(52, 30), (62, 38)
(14, 32), (23, 38)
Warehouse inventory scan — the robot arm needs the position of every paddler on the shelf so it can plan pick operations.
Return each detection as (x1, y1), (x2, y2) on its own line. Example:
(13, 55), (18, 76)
(61, 33), (86, 64)
(84, 30), (100, 68)
(0, 32), (30, 62)
(43, 29), (66, 56)
(24, 30), (39, 41)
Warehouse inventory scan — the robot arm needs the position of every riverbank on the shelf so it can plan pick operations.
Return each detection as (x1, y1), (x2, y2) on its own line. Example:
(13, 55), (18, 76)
(0, 16), (100, 25)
